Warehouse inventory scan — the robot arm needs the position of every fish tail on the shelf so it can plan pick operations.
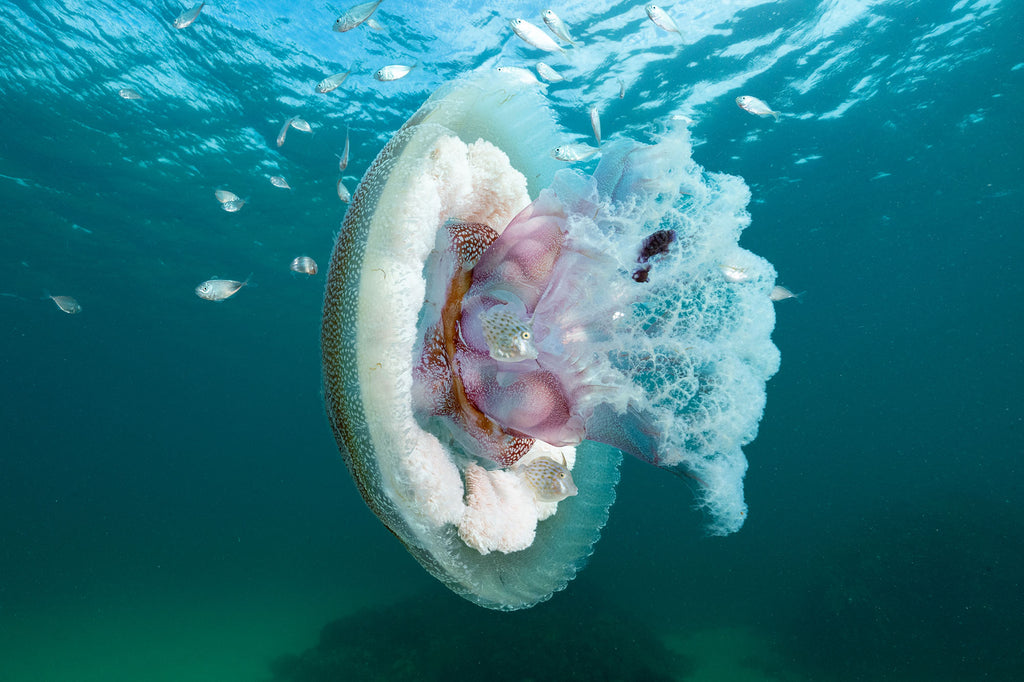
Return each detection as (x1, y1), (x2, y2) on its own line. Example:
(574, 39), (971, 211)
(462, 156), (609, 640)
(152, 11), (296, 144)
(243, 273), (257, 288)
(772, 110), (781, 122)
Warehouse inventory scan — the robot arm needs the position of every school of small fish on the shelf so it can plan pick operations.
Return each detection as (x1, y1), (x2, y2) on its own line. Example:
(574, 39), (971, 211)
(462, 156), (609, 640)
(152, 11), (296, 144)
(60, 0), (804, 404)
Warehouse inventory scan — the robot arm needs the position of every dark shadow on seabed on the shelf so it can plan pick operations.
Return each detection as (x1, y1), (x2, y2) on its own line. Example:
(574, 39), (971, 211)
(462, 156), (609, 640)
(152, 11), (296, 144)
(266, 586), (694, 682)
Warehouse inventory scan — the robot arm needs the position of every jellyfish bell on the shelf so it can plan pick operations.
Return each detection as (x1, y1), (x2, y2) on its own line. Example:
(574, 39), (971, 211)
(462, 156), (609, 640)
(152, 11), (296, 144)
(321, 70), (780, 610)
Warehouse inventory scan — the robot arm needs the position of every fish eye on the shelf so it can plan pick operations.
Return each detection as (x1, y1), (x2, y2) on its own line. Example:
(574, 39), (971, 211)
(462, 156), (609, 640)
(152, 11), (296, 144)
(520, 330), (531, 340)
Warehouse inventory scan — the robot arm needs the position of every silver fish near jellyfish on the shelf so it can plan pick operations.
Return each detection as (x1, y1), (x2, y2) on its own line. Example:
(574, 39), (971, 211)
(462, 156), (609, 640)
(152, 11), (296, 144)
(719, 264), (750, 283)
(276, 117), (295, 148)
(332, 0), (383, 32)
(495, 66), (539, 85)
(770, 285), (803, 302)
(221, 198), (246, 212)
(541, 9), (579, 45)
(290, 256), (318, 276)
(589, 104), (601, 145)
(118, 88), (142, 100)
(214, 189), (240, 204)
(173, 1), (204, 29)
(316, 70), (351, 94)
(645, 3), (682, 38)
(536, 62), (565, 82)
(269, 176), (290, 189)
(338, 128), (350, 172)
(510, 18), (566, 55)
(374, 64), (416, 81)
(736, 95), (781, 121)
(337, 178), (351, 202)
(46, 293), (81, 314)
(290, 118), (313, 133)
(551, 143), (599, 162)
(195, 275), (251, 301)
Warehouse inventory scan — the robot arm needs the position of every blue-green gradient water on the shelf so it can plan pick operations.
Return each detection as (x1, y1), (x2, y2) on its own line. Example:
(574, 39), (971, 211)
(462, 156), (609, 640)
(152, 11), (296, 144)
(1, 1), (1021, 680)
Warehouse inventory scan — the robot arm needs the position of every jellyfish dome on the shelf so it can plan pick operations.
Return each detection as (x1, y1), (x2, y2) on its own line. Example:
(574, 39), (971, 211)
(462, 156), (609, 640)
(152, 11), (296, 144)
(321, 70), (779, 610)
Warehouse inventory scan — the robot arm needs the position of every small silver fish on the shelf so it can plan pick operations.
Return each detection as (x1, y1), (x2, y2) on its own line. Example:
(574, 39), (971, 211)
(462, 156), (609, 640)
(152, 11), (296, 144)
(316, 70), (351, 94)
(770, 285), (802, 302)
(338, 129), (350, 172)
(290, 118), (312, 133)
(337, 178), (351, 202)
(551, 143), (599, 162)
(479, 307), (538, 362)
(290, 256), (318, 275)
(589, 104), (601, 145)
(221, 198), (246, 212)
(645, 3), (681, 37)
(47, 293), (81, 314)
(373, 64), (415, 81)
(495, 66), (539, 85)
(214, 189), (240, 204)
(536, 62), (565, 82)
(736, 95), (781, 121)
(510, 18), (566, 55)
(542, 9), (578, 45)
(719, 264), (750, 283)
(519, 455), (578, 503)
(365, 17), (384, 30)
(333, 0), (383, 32)
(118, 88), (142, 100)
(276, 117), (294, 148)
(269, 175), (290, 189)
(195, 275), (251, 302)
(617, 78), (626, 99)
(173, 1), (204, 29)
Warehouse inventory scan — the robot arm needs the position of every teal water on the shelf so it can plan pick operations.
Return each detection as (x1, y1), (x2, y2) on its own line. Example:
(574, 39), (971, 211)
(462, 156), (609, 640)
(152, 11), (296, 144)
(1, 1), (1021, 680)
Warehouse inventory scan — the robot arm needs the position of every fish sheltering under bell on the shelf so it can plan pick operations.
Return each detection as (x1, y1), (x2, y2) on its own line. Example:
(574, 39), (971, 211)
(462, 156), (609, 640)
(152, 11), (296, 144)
(321, 70), (780, 610)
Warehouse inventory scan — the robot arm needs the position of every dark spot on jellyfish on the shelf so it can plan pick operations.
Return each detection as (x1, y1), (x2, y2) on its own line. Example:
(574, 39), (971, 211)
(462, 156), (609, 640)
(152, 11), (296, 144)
(638, 229), (676, 263)
(632, 265), (651, 283)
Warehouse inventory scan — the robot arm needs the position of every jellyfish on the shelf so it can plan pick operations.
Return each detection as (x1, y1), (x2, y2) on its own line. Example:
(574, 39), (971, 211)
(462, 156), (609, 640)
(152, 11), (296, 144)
(321, 71), (780, 610)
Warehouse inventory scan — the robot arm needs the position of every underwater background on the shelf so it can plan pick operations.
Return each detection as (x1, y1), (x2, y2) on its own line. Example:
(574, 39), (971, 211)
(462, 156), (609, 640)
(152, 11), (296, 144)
(1, 0), (1021, 680)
